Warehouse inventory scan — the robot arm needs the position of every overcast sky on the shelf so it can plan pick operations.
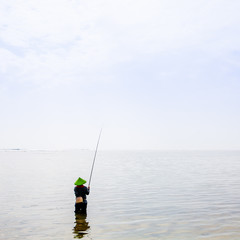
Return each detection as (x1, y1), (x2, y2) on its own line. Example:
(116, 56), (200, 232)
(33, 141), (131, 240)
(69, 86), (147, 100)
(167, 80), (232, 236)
(0, 0), (240, 150)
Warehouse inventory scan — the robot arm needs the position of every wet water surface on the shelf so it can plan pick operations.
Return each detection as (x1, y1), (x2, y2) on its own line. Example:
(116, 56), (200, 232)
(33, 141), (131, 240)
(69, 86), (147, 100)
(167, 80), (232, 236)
(0, 150), (240, 239)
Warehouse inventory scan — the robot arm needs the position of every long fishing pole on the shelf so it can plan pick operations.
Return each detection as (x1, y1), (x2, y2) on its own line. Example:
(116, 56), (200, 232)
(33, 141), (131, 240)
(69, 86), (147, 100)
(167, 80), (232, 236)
(88, 129), (102, 187)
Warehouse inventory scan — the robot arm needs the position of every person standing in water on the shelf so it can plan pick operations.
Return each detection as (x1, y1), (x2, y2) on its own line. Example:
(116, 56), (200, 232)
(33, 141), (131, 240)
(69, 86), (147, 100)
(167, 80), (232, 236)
(74, 177), (90, 214)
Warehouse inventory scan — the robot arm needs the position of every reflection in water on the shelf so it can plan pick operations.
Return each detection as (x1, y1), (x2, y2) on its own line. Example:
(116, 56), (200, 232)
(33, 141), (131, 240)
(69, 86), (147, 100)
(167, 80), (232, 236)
(73, 213), (90, 239)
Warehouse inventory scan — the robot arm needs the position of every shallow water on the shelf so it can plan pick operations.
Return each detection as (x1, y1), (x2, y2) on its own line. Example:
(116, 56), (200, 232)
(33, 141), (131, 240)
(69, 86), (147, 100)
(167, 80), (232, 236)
(0, 150), (240, 240)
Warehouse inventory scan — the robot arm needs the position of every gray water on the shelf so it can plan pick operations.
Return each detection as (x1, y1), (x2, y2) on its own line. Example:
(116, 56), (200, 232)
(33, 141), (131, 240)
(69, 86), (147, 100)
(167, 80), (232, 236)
(0, 150), (240, 240)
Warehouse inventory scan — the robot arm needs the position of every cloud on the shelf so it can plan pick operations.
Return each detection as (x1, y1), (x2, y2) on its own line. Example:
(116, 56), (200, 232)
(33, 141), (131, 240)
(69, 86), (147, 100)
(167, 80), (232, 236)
(0, 1), (113, 86)
(1, 0), (84, 47)
(0, 0), (240, 87)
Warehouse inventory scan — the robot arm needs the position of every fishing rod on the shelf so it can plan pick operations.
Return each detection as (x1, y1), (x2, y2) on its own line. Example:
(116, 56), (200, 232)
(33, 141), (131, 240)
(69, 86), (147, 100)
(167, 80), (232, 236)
(88, 129), (102, 187)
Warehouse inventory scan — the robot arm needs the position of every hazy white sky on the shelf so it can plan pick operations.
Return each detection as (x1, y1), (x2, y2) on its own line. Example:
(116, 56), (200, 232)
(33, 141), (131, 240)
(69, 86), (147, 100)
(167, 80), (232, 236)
(0, 0), (240, 150)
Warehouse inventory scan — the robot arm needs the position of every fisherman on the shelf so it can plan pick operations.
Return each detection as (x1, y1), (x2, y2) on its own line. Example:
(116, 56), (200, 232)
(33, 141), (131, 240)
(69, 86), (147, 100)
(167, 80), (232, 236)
(74, 177), (90, 214)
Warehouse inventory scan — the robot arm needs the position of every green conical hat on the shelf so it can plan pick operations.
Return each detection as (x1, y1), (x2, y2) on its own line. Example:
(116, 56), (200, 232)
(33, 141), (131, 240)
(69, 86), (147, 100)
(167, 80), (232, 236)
(74, 177), (87, 186)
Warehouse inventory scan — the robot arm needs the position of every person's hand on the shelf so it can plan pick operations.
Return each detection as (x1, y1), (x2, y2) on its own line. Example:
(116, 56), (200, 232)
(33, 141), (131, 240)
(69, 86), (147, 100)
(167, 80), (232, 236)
(88, 186), (90, 190)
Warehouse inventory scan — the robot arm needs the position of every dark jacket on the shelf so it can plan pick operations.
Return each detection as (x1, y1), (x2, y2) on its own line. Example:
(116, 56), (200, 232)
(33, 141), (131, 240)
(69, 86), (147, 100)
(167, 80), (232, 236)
(74, 185), (90, 203)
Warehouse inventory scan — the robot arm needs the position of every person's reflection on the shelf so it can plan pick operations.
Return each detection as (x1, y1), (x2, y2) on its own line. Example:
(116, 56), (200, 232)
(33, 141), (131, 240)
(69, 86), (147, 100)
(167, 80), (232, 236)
(73, 213), (90, 239)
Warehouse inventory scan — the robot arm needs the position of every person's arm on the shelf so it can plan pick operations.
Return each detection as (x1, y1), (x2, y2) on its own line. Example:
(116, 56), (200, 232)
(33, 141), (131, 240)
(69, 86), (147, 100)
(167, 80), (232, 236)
(86, 186), (90, 195)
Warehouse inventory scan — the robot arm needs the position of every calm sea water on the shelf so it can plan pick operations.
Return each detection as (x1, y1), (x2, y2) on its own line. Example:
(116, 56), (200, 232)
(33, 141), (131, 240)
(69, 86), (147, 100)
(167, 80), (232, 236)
(0, 150), (240, 240)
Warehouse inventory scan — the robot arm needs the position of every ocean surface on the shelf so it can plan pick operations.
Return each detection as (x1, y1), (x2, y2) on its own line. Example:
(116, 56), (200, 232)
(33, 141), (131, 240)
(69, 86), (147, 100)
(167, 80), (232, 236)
(0, 150), (240, 240)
